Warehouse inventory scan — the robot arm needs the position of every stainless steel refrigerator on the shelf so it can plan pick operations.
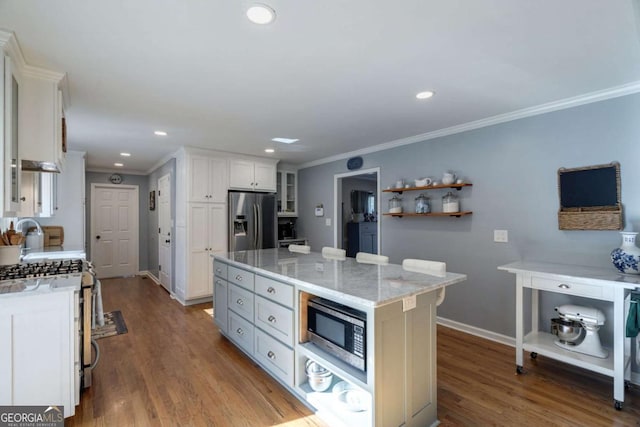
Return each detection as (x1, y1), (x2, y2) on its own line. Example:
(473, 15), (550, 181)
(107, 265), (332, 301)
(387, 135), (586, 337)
(228, 191), (277, 251)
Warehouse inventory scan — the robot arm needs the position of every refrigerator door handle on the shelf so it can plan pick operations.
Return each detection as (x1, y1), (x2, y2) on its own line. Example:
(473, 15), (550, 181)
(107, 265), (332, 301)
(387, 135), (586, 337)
(253, 203), (259, 249)
(256, 203), (263, 249)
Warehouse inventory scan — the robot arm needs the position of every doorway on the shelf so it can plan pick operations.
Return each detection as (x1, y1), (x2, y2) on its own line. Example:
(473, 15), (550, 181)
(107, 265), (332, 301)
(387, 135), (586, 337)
(158, 173), (172, 292)
(333, 168), (380, 255)
(90, 184), (139, 279)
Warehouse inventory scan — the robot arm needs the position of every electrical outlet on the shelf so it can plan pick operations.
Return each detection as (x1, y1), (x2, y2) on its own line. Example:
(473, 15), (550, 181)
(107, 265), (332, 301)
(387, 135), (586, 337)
(325, 218), (332, 226)
(494, 229), (508, 243)
(403, 295), (417, 312)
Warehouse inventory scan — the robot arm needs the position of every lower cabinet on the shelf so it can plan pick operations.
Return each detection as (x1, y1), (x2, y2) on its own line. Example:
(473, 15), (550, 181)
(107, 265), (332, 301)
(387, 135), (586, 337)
(213, 278), (228, 333)
(0, 289), (76, 417)
(228, 311), (254, 354)
(254, 328), (294, 386)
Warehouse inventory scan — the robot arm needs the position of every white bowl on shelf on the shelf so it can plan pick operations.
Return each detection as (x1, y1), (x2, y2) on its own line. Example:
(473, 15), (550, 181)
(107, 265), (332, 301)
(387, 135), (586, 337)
(332, 381), (371, 412)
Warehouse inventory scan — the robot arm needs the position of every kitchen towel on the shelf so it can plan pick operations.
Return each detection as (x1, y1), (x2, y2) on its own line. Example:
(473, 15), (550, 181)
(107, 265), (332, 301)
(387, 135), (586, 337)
(626, 293), (640, 337)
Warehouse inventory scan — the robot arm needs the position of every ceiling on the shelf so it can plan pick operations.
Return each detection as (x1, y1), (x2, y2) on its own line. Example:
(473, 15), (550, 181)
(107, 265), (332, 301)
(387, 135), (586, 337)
(1, 1), (639, 173)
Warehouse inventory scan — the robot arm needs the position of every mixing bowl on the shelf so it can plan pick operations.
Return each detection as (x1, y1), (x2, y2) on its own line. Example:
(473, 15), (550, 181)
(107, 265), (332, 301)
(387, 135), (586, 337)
(306, 360), (333, 392)
(551, 318), (585, 344)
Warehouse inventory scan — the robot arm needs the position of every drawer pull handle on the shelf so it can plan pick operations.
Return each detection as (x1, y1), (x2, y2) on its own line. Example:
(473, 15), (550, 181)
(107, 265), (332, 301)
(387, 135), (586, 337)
(268, 315), (276, 323)
(216, 268), (222, 274)
(237, 298), (244, 306)
(236, 275), (243, 281)
(267, 286), (276, 294)
(267, 351), (276, 360)
(236, 328), (244, 335)
(558, 284), (570, 289)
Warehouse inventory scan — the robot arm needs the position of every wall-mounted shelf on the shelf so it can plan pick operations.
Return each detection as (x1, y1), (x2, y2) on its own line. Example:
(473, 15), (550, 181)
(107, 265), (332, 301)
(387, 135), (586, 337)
(382, 183), (472, 193)
(383, 211), (472, 218)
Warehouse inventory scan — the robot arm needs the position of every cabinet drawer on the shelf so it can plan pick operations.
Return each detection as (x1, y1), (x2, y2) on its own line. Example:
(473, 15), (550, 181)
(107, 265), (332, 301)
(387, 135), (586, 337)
(255, 275), (293, 307)
(255, 295), (294, 346)
(254, 328), (294, 387)
(228, 283), (254, 321)
(228, 311), (254, 355)
(228, 266), (255, 290)
(213, 260), (228, 280)
(531, 276), (607, 299)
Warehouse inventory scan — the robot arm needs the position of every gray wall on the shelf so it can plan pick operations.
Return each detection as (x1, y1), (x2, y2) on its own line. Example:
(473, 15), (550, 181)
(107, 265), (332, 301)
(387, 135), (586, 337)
(297, 93), (640, 358)
(147, 158), (176, 288)
(85, 172), (150, 270)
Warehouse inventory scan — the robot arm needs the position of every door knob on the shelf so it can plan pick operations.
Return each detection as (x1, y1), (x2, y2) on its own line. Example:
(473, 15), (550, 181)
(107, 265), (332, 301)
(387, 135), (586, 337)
(96, 235), (101, 240)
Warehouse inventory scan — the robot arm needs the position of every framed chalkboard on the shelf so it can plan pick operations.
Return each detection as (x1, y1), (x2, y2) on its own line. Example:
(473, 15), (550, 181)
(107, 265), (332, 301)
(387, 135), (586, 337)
(557, 162), (622, 230)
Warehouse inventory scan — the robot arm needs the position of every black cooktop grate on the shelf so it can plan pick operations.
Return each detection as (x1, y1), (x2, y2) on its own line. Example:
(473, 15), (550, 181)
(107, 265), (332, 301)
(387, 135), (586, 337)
(0, 259), (84, 281)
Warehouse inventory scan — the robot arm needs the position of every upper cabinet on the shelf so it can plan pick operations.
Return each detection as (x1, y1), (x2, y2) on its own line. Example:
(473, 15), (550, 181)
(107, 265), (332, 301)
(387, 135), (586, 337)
(188, 155), (227, 203)
(276, 170), (297, 216)
(229, 158), (278, 192)
(1, 33), (22, 216)
(20, 70), (66, 172)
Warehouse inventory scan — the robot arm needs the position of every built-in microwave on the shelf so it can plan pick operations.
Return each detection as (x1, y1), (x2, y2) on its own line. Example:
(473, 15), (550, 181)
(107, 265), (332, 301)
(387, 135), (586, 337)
(307, 297), (366, 372)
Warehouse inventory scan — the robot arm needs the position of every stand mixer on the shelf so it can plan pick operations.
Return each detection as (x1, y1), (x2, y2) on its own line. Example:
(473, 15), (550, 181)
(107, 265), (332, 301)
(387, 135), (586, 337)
(554, 304), (608, 359)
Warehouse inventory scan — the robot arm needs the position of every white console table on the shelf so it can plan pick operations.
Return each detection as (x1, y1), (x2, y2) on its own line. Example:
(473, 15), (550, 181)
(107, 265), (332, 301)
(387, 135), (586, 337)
(498, 261), (640, 410)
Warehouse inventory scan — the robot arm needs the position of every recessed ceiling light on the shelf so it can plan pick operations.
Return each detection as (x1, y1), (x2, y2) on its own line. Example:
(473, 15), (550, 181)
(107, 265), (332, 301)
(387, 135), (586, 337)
(264, 148), (275, 153)
(247, 4), (276, 24)
(114, 163), (124, 167)
(154, 130), (167, 136)
(120, 152), (131, 157)
(416, 91), (435, 100)
(272, 137), (299, 144)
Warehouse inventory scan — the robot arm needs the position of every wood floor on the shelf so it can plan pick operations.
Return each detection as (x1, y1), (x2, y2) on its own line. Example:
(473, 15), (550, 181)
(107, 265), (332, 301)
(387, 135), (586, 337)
(67, 276), (640, 426)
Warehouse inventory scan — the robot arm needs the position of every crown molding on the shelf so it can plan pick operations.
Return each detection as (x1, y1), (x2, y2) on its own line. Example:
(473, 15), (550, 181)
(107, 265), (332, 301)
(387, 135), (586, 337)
(86, 167), (148, 176)
(145, 149), (180, 175)
(299, 80), (640, 170)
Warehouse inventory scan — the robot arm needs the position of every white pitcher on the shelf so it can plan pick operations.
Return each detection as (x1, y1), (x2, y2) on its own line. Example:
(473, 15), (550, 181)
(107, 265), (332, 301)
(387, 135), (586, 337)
(442, 172), (456, 185)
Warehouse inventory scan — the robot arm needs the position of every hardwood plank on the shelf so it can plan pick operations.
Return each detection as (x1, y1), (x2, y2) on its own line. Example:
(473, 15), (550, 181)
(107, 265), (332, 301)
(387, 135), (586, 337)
(67, 276), (640, 426)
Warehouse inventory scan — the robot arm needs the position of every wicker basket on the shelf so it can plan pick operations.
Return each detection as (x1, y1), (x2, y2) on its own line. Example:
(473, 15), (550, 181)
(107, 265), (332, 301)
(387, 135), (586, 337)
(557, 162), (622, 230)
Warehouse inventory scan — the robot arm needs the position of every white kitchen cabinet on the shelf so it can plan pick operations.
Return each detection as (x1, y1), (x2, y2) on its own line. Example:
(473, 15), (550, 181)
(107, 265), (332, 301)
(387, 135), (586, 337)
(1, 51), (21, 216)
(188, 155), (227, 203)
(276, 170), (297, 216)
(18, 172), (57, 218)
(0, 288), (76, 417)
(20, 70), (66, 172)
(186, 203), (227, 299)
(214, 277), (228, 333)
(229, 158), (277, 192)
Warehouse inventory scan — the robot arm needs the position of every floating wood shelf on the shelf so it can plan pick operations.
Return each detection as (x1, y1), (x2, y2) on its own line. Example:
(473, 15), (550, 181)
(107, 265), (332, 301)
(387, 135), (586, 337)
(382, 183), (472, 193)
(383, 211), (473, 218)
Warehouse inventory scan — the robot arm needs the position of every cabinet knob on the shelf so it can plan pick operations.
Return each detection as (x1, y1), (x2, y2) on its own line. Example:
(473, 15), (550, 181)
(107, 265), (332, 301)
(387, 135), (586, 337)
(216, 268), (222, 274)
(235, 275), (242, 281)
(267, 286), (276, 294)
(236, 328), (244, 336)
(558, 284), (570, 289)
(267, 351), (276, 360)
(268, 315), (276, 323)
(236, 298), (244, 306)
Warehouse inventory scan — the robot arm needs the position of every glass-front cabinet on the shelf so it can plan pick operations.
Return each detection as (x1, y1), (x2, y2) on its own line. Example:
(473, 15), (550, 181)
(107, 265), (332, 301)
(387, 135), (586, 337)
(2, 53), (21, 216)
(276, 170), (297, 216)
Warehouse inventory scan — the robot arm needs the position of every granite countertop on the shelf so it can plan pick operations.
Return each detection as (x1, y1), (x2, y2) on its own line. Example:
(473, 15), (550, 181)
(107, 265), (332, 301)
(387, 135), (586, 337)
(215, 248), (467, 307)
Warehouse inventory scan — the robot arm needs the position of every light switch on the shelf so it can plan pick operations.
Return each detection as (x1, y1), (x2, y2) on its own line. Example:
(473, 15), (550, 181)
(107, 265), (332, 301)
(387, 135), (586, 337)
(494, 229), (508, 243)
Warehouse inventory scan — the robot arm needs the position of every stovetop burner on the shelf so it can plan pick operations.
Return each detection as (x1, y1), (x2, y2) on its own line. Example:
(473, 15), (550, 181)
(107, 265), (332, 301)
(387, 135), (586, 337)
(0, 259), (84, 281)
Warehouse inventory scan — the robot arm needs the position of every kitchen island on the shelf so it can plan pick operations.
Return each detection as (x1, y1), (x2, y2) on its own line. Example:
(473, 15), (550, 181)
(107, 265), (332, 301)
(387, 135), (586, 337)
(213, 248), (466, 427)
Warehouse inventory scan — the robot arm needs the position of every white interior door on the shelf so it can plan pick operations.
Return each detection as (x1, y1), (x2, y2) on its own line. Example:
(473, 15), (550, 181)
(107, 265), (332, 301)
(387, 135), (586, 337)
(91, 184), (139, 279)
(158, 174), (172, 292)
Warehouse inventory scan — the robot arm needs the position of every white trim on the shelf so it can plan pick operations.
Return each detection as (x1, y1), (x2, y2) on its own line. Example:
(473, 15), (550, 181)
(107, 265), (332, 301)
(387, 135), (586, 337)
(90, 183), (140, 278)
(332, 167), (381, 251)
(437, 316), (515, 347)
(299, 80), (640, 170)
(139, 270), (161, 285)
(437, 316), (640, 385)
(86, 167), (148, 175)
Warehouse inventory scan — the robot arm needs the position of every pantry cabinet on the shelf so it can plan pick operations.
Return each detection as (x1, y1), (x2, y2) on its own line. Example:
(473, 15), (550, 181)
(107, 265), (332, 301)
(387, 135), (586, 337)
(229, 158), (277, 192)
(186, 203), (226, 299)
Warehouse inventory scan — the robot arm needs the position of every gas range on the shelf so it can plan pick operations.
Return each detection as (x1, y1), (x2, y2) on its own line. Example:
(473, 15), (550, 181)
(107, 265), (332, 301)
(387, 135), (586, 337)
(0, 259), (86, 294)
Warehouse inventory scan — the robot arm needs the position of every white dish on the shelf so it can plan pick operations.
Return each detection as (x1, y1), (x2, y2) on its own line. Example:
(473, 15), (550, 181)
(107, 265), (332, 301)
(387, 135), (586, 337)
(389, 207), (402, 214)
(332, 381), (371, 412)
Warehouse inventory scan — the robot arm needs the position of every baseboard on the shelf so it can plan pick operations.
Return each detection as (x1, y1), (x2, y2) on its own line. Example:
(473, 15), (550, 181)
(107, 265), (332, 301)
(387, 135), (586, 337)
(437, 316), (640, 386)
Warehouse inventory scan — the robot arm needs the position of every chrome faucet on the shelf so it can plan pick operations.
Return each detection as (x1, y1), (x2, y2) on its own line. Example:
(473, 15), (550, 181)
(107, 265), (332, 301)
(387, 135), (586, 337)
(15, 218), (44, 235)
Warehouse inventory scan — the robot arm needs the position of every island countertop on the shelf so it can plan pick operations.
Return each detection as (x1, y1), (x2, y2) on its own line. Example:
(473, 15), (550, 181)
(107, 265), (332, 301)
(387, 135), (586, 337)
(214, 248), (466, 308)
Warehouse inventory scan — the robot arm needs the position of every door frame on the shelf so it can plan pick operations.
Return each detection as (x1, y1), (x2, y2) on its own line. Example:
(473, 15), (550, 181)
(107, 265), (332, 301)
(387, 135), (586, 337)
(333, 167), (380, 252)
(90, 183), (140, 276)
